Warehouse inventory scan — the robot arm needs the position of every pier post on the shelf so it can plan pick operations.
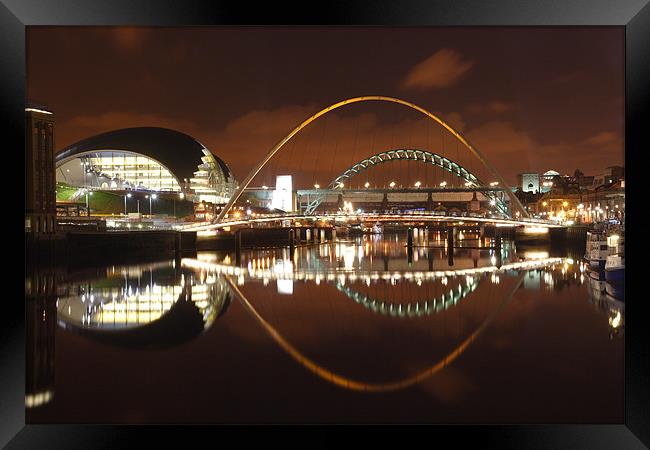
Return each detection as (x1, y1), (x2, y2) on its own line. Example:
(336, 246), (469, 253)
(407, 227), (414, 265)
(235, 230), (242, 266)
(447, 226), (454, 266)
(428, 246), (434, 271)
(289, 228), (295, 256)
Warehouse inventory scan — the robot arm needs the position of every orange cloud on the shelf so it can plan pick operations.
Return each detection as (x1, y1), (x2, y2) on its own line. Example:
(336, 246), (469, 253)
(584, 131), (617, 145)
(467, 101), (515, 114)
(401, 49), (474, 90)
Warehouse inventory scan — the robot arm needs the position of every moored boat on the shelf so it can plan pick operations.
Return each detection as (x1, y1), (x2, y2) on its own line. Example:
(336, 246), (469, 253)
(584, 231), (610, 271)
(604, 234), (624, 299)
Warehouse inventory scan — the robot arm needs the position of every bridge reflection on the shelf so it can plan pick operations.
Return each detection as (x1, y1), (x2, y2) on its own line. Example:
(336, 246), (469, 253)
(224, 270), (527, 392)
(25, 247), (609, 406)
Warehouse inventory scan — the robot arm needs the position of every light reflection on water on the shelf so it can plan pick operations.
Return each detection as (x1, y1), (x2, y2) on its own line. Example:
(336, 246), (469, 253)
(25, 233), (624, 421)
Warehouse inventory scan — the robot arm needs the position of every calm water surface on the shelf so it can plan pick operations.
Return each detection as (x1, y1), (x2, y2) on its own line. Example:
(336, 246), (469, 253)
(26, 232), (624, 423)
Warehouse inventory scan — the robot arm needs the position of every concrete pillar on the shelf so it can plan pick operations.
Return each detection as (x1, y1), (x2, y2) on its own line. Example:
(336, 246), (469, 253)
(381, 192), (388, 211)
(427, 192), (434, 211)
(428, 247), (434, 271)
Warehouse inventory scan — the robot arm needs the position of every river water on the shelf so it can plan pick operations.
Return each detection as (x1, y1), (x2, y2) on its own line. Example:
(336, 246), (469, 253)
(26, 232), (623, 423)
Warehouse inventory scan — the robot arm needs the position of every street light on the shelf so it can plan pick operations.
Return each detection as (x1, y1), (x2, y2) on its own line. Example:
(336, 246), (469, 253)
(84, 190), (93, 217)
(389, 181), (396, 188)
(489, 181), (499, 186)
(149, 193), (157, 216)
(339, 182), (345, 189)
(439, 181), (447, 187)
(314, 184), (320, 189)
(364, 181), (370, 188)
(414, 181), (421, 188)
(124, 192), (132, 215)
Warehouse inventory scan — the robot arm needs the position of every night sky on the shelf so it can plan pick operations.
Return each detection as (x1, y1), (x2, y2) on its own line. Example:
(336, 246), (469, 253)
(27, 27), (624, 186)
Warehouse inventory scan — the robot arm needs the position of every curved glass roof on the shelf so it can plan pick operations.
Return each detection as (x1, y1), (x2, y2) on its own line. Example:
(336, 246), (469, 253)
(56, 127), (233, 183)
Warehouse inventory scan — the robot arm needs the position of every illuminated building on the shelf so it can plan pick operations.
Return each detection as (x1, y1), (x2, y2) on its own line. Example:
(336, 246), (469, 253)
(517, 173), (540, 193)
(25, 104), (57, 235)
(55, 127), (237, 204)
(271, 175), (294, 212)
(540, 170), (560, 193)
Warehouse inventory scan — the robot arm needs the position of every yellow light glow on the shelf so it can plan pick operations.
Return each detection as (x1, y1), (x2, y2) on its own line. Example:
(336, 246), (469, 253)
(523, 226), (549, 234)
(609, 311), (622, 329)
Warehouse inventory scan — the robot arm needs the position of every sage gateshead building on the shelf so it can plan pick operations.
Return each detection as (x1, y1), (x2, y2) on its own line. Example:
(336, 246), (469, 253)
(55, 127), (237, 204)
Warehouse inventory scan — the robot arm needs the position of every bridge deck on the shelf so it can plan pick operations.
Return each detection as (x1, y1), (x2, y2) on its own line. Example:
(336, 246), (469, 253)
(182, 212), (561, 232)
(296, 187), (507, 195)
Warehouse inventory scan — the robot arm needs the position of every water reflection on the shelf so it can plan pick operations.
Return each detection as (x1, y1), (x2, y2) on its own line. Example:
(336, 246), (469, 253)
(25, 268), (57, 409)
(224, 270), (527, 392)
(178, 234), (612, 392)
(55, 261), (231, 348)
(26, 234), (624, 421)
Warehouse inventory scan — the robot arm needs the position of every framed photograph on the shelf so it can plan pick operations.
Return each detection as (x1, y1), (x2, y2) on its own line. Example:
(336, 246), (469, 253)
(5, 0), (649, 447)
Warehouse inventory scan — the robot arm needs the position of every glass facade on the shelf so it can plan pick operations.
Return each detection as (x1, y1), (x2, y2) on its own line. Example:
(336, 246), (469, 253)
(56, 149), (237, 204)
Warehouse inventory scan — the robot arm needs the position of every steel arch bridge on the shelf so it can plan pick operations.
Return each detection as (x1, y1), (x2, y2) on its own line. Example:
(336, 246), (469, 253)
(215, 95), (529, 223)
(301, 148), (510, 216)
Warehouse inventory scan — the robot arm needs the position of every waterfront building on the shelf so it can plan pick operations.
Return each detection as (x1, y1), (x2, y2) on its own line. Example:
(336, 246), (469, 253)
(580, 179), (625, 223)
(55, 127), (237, 205)
(536, 193), (582, 224)
(25, 103), (57, 235)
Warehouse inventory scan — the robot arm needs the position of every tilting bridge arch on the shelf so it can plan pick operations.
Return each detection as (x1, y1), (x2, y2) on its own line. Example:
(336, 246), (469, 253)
(302, 148), (509, 216)
(215, 96), (528, 223)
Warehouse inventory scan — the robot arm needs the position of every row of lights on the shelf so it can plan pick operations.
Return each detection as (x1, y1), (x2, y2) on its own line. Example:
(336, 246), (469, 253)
(312, 180), (494, 189)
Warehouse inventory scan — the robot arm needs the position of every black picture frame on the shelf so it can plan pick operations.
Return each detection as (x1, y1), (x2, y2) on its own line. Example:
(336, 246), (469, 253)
(4, 0), (649, 447)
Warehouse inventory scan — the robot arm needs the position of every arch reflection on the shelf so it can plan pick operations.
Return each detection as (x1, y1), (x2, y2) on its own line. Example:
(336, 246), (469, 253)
(224, 268), (531, 392)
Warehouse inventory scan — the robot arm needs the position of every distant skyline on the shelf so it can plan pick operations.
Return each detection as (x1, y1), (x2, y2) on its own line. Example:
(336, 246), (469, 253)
(27, 27), (624, 185)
